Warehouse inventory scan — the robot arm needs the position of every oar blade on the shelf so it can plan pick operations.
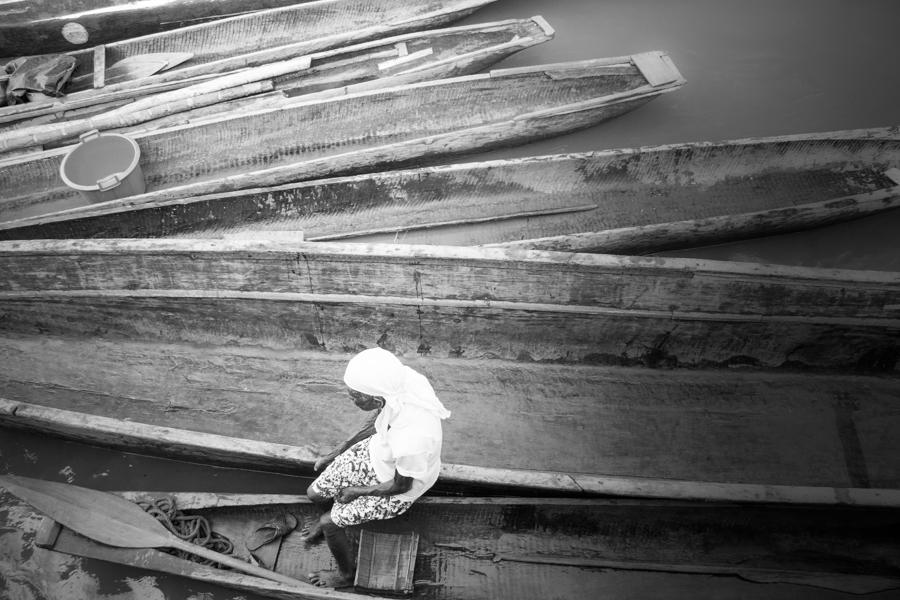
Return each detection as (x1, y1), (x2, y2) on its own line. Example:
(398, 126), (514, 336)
(0, 474), (171, 549)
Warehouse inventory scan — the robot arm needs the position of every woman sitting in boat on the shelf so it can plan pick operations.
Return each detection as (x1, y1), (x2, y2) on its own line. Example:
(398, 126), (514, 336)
(302, 347), (451, 588)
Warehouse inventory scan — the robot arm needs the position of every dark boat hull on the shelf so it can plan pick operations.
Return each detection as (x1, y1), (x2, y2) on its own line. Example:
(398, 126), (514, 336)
(0, 0), (311, 56)
(20, 491), (900, 599)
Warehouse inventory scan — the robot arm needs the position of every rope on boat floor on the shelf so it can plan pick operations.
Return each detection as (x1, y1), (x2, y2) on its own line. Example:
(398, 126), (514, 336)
(136, 496), (237, 567)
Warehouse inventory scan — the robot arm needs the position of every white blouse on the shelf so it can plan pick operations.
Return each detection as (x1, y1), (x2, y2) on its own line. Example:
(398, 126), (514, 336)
(368, 404), (443, 502)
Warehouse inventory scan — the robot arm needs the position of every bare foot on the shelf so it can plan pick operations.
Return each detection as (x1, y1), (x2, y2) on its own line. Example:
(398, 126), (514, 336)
(308, 569), (353, 588)
(299, 518), (324, 547)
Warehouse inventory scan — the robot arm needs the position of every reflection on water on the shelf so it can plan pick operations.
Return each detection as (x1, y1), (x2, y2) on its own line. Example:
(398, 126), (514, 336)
(3, 0), (900, 598)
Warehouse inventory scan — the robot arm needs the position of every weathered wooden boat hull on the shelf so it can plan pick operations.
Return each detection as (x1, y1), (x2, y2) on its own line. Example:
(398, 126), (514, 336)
(53, 0), (497, 91)
(23, 492), (900, 598)
(0, 0), (313, 56)
(0, 17), (555, 153)
(0, 239), (898, 504)
(5, 127), (900, 248)
(0, 53), (685, 223)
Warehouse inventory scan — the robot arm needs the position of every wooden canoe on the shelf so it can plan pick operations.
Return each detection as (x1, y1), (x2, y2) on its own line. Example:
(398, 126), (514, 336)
(0, 239), (898, 505)
(4, 127), (900, 249)
(0, 0), (316, 56)
(0, 16), (555, 153)
(3, 0), (497, 90)
(18, 491), (899, 598)
(0, 52), (685, 223)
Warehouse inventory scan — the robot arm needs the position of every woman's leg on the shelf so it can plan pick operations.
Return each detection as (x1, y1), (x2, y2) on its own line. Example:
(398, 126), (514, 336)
(308, 511), (355, 587)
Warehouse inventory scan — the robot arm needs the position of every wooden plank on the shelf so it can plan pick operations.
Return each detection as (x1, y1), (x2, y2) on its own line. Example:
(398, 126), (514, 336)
(92, 46), (106, 89)
(34, 516), (62, 548)
(378, 47), (434, 71)
(632, 51), (680, 86)
(487, 184), (900, 254)
(306, 204), (597, 241)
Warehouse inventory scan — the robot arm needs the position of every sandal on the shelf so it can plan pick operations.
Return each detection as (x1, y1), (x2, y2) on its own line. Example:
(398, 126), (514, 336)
(245, 512), (298, 551)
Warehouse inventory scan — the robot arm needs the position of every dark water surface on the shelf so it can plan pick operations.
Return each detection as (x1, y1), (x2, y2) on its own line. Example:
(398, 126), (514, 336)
(2, 1), (900, 598)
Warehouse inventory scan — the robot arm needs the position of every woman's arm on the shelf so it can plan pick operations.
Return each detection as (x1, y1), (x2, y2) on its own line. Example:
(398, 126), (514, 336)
(314, 409), (380, 471)
(336, 470), (413, 503)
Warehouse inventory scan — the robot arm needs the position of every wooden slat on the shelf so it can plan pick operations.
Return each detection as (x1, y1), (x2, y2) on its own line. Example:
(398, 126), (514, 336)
(92, 46), (106, 89)
(632, 50), (680, 86)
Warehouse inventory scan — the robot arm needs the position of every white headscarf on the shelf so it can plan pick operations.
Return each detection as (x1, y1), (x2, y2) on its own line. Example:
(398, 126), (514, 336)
(343, 348), (450, 429)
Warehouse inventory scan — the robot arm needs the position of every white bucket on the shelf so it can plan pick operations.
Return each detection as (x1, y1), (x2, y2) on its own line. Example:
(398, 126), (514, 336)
(59, 130), (145, 203)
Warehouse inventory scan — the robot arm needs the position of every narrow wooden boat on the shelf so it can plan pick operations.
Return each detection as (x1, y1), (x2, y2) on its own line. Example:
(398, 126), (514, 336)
(0, 0), (314, 56)
(0, 16), (555, 152)
(0, 239), (898, 505)
(15, 491), (898, 598)
(0, 52), (685, 223)
(16, 0), (494, 85)
(4, 127), (899, 249)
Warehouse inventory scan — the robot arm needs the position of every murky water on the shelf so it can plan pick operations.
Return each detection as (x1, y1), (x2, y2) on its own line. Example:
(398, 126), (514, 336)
(2, 0), (900, 598)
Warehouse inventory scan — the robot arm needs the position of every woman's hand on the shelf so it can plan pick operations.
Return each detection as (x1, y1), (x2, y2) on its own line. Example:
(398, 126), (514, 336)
(336, 487), (364, 504)
(314, 452), (338, 472)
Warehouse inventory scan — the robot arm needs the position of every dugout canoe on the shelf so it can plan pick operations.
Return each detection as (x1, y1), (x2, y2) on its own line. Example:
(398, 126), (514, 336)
(0, 0), (496, 92)
(0, 0), (317, 56)
(14, 491), (898, 598)
(0, 239), (898, 505)
(4, 127), (900, 248)
(0, 52), (685, 223)
(0, 16), (555, 153)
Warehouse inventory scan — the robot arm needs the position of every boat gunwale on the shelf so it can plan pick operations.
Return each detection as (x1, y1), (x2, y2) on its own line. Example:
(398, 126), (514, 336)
(2, 397), (899, 507)
(2, 238), (899, 285)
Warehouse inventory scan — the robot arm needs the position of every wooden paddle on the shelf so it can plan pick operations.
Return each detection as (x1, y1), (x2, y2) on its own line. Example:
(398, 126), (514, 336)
(0, 474), (307, 588)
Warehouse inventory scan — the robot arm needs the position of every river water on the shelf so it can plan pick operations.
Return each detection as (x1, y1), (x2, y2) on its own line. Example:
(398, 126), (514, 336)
(2, 1), (900, 598)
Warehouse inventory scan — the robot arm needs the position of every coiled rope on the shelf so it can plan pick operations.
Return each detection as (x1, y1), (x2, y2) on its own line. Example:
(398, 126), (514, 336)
(136, 496), (236, 567)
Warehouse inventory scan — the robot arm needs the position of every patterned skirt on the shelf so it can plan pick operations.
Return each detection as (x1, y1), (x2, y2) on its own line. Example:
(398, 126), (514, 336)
(310, 437), (413, 527)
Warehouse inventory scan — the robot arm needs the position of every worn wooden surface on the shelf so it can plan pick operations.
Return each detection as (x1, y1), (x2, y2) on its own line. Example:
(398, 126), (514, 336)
(1, 335), (899, 494)
(0, 17), (553, 153)
(0, 0), (497, 125)
(1, 128), (896, 248)
(30, 493), (900, 598)
(57, 0), (496, 90)
(0, 0), (315, 56)
(0, 55), (684, 222)
(0, 239), (897, 371)
(0, 475), (314, 587)
(0, 239), (897, 499)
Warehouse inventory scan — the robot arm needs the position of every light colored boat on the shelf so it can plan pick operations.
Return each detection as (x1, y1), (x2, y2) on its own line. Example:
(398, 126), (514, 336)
(0, 238), (898, 505)
(0, 16), (555, 152)
(0, 0), (497, 92)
